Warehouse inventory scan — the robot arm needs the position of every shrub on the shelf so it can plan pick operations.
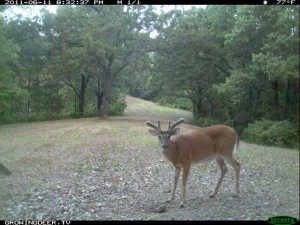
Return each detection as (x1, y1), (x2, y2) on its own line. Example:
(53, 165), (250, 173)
(28, 112), (53, 122)
(194, 117), (220, 128)
(69, 111), (81, 119)
(109, 94), (127, 116)
(243, 119), (299, 149)
(84, 104), (98, 118)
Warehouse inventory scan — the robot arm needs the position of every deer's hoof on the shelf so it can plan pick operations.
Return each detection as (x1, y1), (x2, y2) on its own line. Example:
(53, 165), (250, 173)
(209, 194), (216, 198)
(154, 204), (167, 213)
(232, 194), (240, 198)
(166, 197), (174, 203)
(179, 203), (185, 208)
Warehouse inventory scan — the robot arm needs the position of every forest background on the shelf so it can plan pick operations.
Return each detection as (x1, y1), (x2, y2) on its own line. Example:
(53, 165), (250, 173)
(0, 5), (299, 148)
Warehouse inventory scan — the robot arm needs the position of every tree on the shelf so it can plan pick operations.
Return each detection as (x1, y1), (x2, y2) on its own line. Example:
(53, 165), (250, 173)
(4, 15), (49, 118)
(251, 6), (299, 121)
(224, 5), (299, 126)
(80, 6), (154, 118)
(44, 6), (154, 118)
(47, 7), (92, 117)
(153, 7), (232, 117)
(0, 16), (29, 123)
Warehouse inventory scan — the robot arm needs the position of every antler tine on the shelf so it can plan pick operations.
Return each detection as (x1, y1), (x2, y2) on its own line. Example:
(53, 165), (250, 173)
(168, 120), (172, 132)
(169, 118), (185, 131)
(146, 120), (161, 131)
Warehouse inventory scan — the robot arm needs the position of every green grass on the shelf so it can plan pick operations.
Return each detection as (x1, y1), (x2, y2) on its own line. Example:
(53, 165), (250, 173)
(124, 95), (192, 122)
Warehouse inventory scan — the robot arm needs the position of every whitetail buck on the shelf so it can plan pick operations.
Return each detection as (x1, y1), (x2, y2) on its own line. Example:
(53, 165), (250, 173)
(146, 118), (240, 207)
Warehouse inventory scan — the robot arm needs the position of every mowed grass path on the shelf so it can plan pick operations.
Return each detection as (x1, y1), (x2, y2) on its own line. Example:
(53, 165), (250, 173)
(0, 96), (299, 220)
(124, 96), (192, 122)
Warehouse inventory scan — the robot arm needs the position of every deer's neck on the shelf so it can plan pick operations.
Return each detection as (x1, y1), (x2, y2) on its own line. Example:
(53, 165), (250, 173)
(162, 140), (175, 163)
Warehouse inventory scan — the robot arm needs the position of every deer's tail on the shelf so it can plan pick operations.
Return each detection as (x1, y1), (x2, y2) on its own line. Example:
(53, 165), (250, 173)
(233, 134), (239, 154)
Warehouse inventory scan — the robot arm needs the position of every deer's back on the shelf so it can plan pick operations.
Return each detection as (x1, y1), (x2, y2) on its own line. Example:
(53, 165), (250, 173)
(170, 125), (238, 164)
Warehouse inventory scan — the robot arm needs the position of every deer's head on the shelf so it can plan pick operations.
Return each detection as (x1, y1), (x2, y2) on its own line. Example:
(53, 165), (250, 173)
(146, 118), (185, 149)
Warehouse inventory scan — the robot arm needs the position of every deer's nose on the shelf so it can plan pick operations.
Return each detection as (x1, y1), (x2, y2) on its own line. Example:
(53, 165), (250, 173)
(162, 144), (168, 149)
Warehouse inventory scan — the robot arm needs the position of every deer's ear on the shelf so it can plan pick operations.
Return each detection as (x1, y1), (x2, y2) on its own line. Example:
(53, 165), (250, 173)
(171, 128), (180, 135)
(148, 130), (158, 136)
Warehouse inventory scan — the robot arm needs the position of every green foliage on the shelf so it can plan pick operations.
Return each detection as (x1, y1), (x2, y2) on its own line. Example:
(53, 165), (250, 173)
(156, 96), (192, 111)
(194, 117), (220, 128)
(69, 111), (81, 119)
(2, 111), (55, 124)
(215, 70), (254, 106)
(0, 17), (29, 124)
(28, 112), (54, 122)
(243, 119), (299, 149)
(108, 93), (127, 117)
(83, 103), (98, 118)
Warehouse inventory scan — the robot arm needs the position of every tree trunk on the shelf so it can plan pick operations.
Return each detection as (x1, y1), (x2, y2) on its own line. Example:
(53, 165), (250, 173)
(56, 79), (59, 119)
(192, 98), (206, 119)
(74, 93), (77, 114)
(291, 78), (299, 122)
(273, 79), (281, 121)
(78, 74), (86, 117)
(27, 78), (31, 115)
(101, 95), (109, 119)
(96, 92), (103, 112)
(284, 78), (291, 120)
(100, 72), (113, 119)
(193, 86), (207, 118)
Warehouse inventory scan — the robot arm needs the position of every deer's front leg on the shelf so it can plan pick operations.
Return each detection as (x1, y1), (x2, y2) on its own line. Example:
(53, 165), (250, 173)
(180, 165), (190, 207)
(167, 167), (181, 203)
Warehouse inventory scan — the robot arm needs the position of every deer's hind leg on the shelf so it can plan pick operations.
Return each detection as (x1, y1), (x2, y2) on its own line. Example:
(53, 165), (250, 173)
(223, 156), (241, 196)
(210, 157), (227, 198)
